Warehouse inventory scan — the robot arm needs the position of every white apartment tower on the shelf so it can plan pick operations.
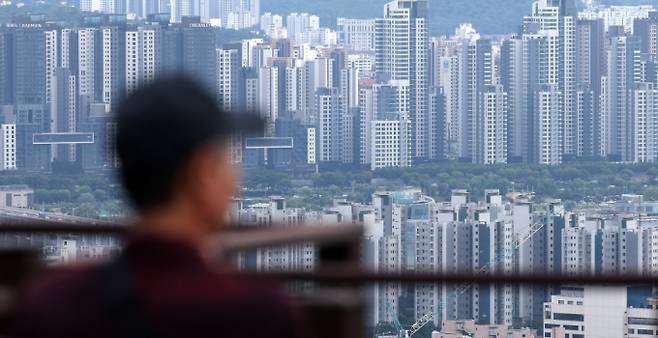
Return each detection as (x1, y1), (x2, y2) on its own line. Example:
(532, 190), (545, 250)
(358, 86), (374, 165)
(535, 85), (563, 165)
(631, 82), (658, 163)
(170, 0), (195, 23)
(316, 87), (343, 163)
(0, 124), (16, 170)
(459, 39), (493, 163)
(102, 27), (122, 110)
(604, 36), (642, 161)
(561, 225), (593, 276)
(216, 48), (240, 112)
(80, 0), (126, 13)
(44, 30), (59, 110)
(337, 18), (376, 52)
(258, 66), (279, 134)
(375, 0), (429, 161)
(286, 13), (320, 42)
(260, 13), (284, 38)
(543, 286), (657, 338)
(479, 85), (508, 164)
(370, 119), (409, 170)
(125, 28), (159, 95)
(520, 0), (577, 162)
(500, 38), (524, 161)
(78, 28), (98, 101)
(439, 52), (461, 159)
(221, 0), (260, 29)
(641, 227), (658, 276)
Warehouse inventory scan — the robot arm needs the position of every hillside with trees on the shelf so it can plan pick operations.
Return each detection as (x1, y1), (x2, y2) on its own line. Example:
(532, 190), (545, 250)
(245, 162), (658, 210)
(263, 0), (656, 35)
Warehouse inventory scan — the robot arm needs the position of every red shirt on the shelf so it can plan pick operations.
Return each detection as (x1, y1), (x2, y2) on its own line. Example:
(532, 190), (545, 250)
(11, 235), (305, 338)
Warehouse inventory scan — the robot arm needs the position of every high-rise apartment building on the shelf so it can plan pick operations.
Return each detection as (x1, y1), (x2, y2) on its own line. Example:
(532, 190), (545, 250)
(11, 25), (49, 170)
(286, 13), (320, 42)
(370, 119), (406, 170)
(170, 0), (196, 23)
(181, 21), (217, 92)
(375, 0), (429, 161)
(0, 124), (16, 170)
(220, 0), (260, 29)
(316, 87), (342, 163)
(78, 28), (99, 104)
(101, 26), (126, 111)
(544, 286), (658, 338)
(631, 82), (658, 163)
(337, 18), (376, 52)
(261, 12), (285, 38)
(500, 37), (524, 162)
(604, 35), (642, 161)
(216, 47), (241, 112)
(51, 68), (78, 162)
(575, 18), (605, 158)
(535, 85), (563, 165)
(479, 85), (507, 164)
(458, 38), (493, 163)
(80, 0), (127, 14)
(125, 27), (160, 95)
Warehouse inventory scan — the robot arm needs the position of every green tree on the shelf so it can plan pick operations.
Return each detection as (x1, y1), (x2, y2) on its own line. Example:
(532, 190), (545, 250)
(93, 189), (108, 201)
(75, 202), (99, 219)
(77, 192), (96, 204)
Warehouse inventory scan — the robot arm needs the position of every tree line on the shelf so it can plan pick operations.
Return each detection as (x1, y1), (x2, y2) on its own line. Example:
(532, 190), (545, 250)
(244, 161), (658, 210)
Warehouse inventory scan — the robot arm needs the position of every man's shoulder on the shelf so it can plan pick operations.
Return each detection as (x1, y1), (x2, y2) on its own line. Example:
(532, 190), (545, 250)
(12, 263), (105, 337)
(23, 263), (101, 303)
(166, 271), (304, 336)
(146, 266), (291, 308)
(14, 261), (305, 338)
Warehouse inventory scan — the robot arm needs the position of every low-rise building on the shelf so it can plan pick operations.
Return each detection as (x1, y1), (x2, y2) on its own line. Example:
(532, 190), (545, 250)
(0, 184), (34, 208)
(544, 286), (658, 338)
(432, 320), (536, 338)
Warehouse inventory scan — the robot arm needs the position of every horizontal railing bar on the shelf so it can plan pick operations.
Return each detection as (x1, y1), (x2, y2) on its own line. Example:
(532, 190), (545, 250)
(0, 222), (131, 234)
(0, 223), (288, 234)
(4, 223), (655, 284)
(217, 224), (362, 252)
(0, 223), (363, 251)
(232, 270), (658, 285)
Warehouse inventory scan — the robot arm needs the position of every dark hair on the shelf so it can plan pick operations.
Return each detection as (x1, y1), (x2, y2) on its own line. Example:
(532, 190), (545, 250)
(116, 76), (262, 211)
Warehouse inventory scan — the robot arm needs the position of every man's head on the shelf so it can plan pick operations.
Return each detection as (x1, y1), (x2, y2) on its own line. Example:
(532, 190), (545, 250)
(116, 76), (262, 232)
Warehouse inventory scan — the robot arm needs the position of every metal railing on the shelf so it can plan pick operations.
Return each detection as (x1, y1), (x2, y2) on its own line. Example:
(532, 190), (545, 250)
(0, 221), (656, 338)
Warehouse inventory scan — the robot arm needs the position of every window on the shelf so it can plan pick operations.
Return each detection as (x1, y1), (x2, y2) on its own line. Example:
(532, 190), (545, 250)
(629, 318), (658, 326)
(553, 313), (584, 321)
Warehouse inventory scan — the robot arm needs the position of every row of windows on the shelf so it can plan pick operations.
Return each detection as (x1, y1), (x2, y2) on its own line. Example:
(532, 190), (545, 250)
(551, 312), (584, 321)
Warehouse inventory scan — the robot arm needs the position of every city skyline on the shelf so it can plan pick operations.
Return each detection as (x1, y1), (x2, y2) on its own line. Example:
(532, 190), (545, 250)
(2, 1), (658, 337)
(229, 186), (658, 336)
(3, 0), (658, 174)
(12, 0), (655, 34)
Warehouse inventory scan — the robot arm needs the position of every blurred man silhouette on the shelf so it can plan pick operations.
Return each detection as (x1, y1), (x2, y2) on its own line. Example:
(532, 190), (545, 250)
(12, 76), (304, 338)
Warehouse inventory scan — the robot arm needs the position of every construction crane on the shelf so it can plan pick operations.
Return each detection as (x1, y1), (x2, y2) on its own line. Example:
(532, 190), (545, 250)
(386, 301), (405, 338)
(452, 221), (546, 296)
(379, 219), (550, 338)
(384, 302), (434, 338)
(407, 311), (433, 337)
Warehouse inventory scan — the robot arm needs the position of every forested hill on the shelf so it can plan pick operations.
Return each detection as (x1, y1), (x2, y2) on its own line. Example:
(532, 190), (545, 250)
(263, 0), (656, 35)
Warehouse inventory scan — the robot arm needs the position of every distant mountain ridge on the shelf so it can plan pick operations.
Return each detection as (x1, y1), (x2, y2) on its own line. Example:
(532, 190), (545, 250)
(262, 0), (656, 35)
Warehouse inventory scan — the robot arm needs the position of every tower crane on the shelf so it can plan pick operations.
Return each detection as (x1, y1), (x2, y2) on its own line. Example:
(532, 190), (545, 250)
(384, 302), (434, 338)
